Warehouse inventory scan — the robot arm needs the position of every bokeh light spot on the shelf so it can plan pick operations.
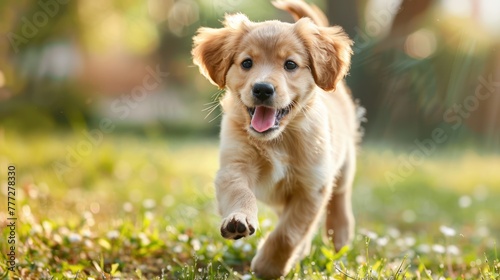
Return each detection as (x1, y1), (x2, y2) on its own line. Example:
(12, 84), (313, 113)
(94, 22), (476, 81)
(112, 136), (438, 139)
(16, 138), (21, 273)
(404, 28), (437, 59)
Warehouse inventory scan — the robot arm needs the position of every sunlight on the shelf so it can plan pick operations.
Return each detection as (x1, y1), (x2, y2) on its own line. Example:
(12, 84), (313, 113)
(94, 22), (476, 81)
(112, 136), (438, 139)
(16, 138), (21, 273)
(440, 0), (471, 17)
(441, 0), (500, 34)
(479, 0), (500, 33)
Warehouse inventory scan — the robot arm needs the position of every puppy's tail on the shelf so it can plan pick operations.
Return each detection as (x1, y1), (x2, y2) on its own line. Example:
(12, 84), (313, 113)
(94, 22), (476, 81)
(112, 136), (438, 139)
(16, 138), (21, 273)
(272, 0), (329, 27)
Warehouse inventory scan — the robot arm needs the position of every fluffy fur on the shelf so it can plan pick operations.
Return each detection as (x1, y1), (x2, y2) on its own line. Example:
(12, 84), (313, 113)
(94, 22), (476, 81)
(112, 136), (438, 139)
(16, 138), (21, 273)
(192, 0), (360, 278)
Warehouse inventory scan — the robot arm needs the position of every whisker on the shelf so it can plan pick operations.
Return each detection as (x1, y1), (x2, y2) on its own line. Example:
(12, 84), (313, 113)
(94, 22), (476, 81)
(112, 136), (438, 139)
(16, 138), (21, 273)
(208, 111), (223, 123)
(202, 89), (226, 119)
(204, 103), (221, 119)
(202, 103), (219, 112)
(211, 89), (225, 102)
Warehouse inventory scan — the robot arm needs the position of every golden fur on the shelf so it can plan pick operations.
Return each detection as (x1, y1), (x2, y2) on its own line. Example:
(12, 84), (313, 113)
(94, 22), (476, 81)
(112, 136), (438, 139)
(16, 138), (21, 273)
(192, 0), (360, 278)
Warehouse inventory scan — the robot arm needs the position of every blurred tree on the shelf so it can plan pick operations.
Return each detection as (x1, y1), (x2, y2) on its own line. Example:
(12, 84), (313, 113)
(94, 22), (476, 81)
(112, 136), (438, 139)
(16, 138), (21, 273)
(346, 0), (499, 150)
(326, 0), (359, 38)
(389, 0), (433, 38)
(0, 0), (88, 130)
(0, 0), (164, 131)
(0, 0), (498, 149)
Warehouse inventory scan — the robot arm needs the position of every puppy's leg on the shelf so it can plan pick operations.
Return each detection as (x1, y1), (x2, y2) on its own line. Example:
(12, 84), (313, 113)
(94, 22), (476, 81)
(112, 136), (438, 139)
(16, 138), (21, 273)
(251, 187), (330, 278)
(297, 237), (312, 260)
(216, 168), (258, 240)
(271, 207), (312, 260)
(326, 146), (355, 251)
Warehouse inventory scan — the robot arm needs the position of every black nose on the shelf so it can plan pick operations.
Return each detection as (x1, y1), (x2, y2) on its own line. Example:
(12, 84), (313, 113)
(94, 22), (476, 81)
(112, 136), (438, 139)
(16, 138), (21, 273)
(252, 83), (275, 101)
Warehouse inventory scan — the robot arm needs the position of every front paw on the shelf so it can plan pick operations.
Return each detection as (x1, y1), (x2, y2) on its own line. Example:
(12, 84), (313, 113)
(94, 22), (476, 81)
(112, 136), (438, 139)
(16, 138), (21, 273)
(220, 212), (257, 240)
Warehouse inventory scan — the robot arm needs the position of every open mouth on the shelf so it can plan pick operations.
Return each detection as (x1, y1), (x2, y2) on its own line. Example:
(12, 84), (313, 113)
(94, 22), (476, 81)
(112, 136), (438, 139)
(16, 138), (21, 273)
(247, 106), (290, 133)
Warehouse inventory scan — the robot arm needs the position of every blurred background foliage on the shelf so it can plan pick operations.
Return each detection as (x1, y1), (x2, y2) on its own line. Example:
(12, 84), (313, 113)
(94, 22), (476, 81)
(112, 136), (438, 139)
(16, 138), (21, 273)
(0, 0), (499, 149)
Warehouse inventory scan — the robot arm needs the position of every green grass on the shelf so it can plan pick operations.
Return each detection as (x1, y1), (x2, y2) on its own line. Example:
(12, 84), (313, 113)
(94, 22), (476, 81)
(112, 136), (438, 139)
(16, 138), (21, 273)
(0, 131), (499, 279)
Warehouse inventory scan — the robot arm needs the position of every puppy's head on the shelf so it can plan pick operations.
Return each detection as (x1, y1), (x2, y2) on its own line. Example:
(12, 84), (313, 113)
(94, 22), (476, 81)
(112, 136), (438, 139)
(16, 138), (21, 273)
(192, 14), (352, 141)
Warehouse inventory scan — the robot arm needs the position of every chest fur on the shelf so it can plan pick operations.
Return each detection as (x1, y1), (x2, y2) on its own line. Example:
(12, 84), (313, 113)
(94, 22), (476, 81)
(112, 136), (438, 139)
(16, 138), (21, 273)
(251, 142), (335, 207)
(251, 148), (289, 205)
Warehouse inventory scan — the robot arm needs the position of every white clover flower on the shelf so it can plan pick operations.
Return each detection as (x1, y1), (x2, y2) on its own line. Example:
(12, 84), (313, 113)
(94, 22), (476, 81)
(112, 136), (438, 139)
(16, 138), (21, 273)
(83, 211), (93, 220)
(395, 238), (405, 248)
(261, 219), (272, 228)
(30, 224), (43, 235)
(59, 227), (69, 235)
(42, 221), (53, 233)
(404, 236), (416, 247)
(355, 255), (366, 264)
(206, 244), (216, 252)
(178, 234), (189, 242)
(53, 233), (63, 244)
(191, 239), (201, 251)
(81, 228), (92, 238)
(84, 239), (94, 248)
(173, 245), (182, 253)
(107, 230), (120, 240)
(359, 228), (378, 240)
(242, 243), (252, 252)
(387, 227), (401, 238)
(432, 244), (446, 254)
(233, 239), (244, 248)
(138, 232), (150, 246)
(144, 211), (154, 220)
(447, 245), (460, 255)
(440, 225), (456, 237)
(377, 237), (389, 247)
(242, 274), (253, 280)
(417, 244), (431, 253)
(68, 233), (82, 243)
(143, 199), (156, 209)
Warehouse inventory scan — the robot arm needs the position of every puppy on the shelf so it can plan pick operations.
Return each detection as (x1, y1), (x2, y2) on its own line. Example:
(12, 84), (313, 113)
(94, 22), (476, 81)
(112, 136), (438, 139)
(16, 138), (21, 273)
(192, 0), (361, 278)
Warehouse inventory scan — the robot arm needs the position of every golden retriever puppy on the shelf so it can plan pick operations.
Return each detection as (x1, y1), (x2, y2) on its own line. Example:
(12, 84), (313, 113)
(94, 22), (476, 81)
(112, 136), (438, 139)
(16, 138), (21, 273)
(192, 0), (361, 277)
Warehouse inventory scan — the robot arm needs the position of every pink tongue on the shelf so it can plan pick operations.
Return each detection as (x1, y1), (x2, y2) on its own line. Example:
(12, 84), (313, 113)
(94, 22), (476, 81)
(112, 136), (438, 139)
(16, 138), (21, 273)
(251, 106), (277, 132)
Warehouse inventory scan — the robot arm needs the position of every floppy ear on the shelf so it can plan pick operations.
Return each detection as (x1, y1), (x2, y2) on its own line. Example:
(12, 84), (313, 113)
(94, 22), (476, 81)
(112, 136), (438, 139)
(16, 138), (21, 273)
(295, 18), (353, 91)
(192, 14), (250, 89)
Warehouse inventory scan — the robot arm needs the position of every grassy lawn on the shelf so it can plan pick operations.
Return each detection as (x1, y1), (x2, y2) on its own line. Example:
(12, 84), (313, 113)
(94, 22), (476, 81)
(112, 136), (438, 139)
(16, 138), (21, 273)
(0, 131), (499, 279)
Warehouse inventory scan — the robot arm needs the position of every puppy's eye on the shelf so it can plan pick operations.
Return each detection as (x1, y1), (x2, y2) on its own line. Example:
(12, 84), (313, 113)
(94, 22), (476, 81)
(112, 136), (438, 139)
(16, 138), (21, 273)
(241, 59), (253, 69)
(284, 60), (297, 71)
